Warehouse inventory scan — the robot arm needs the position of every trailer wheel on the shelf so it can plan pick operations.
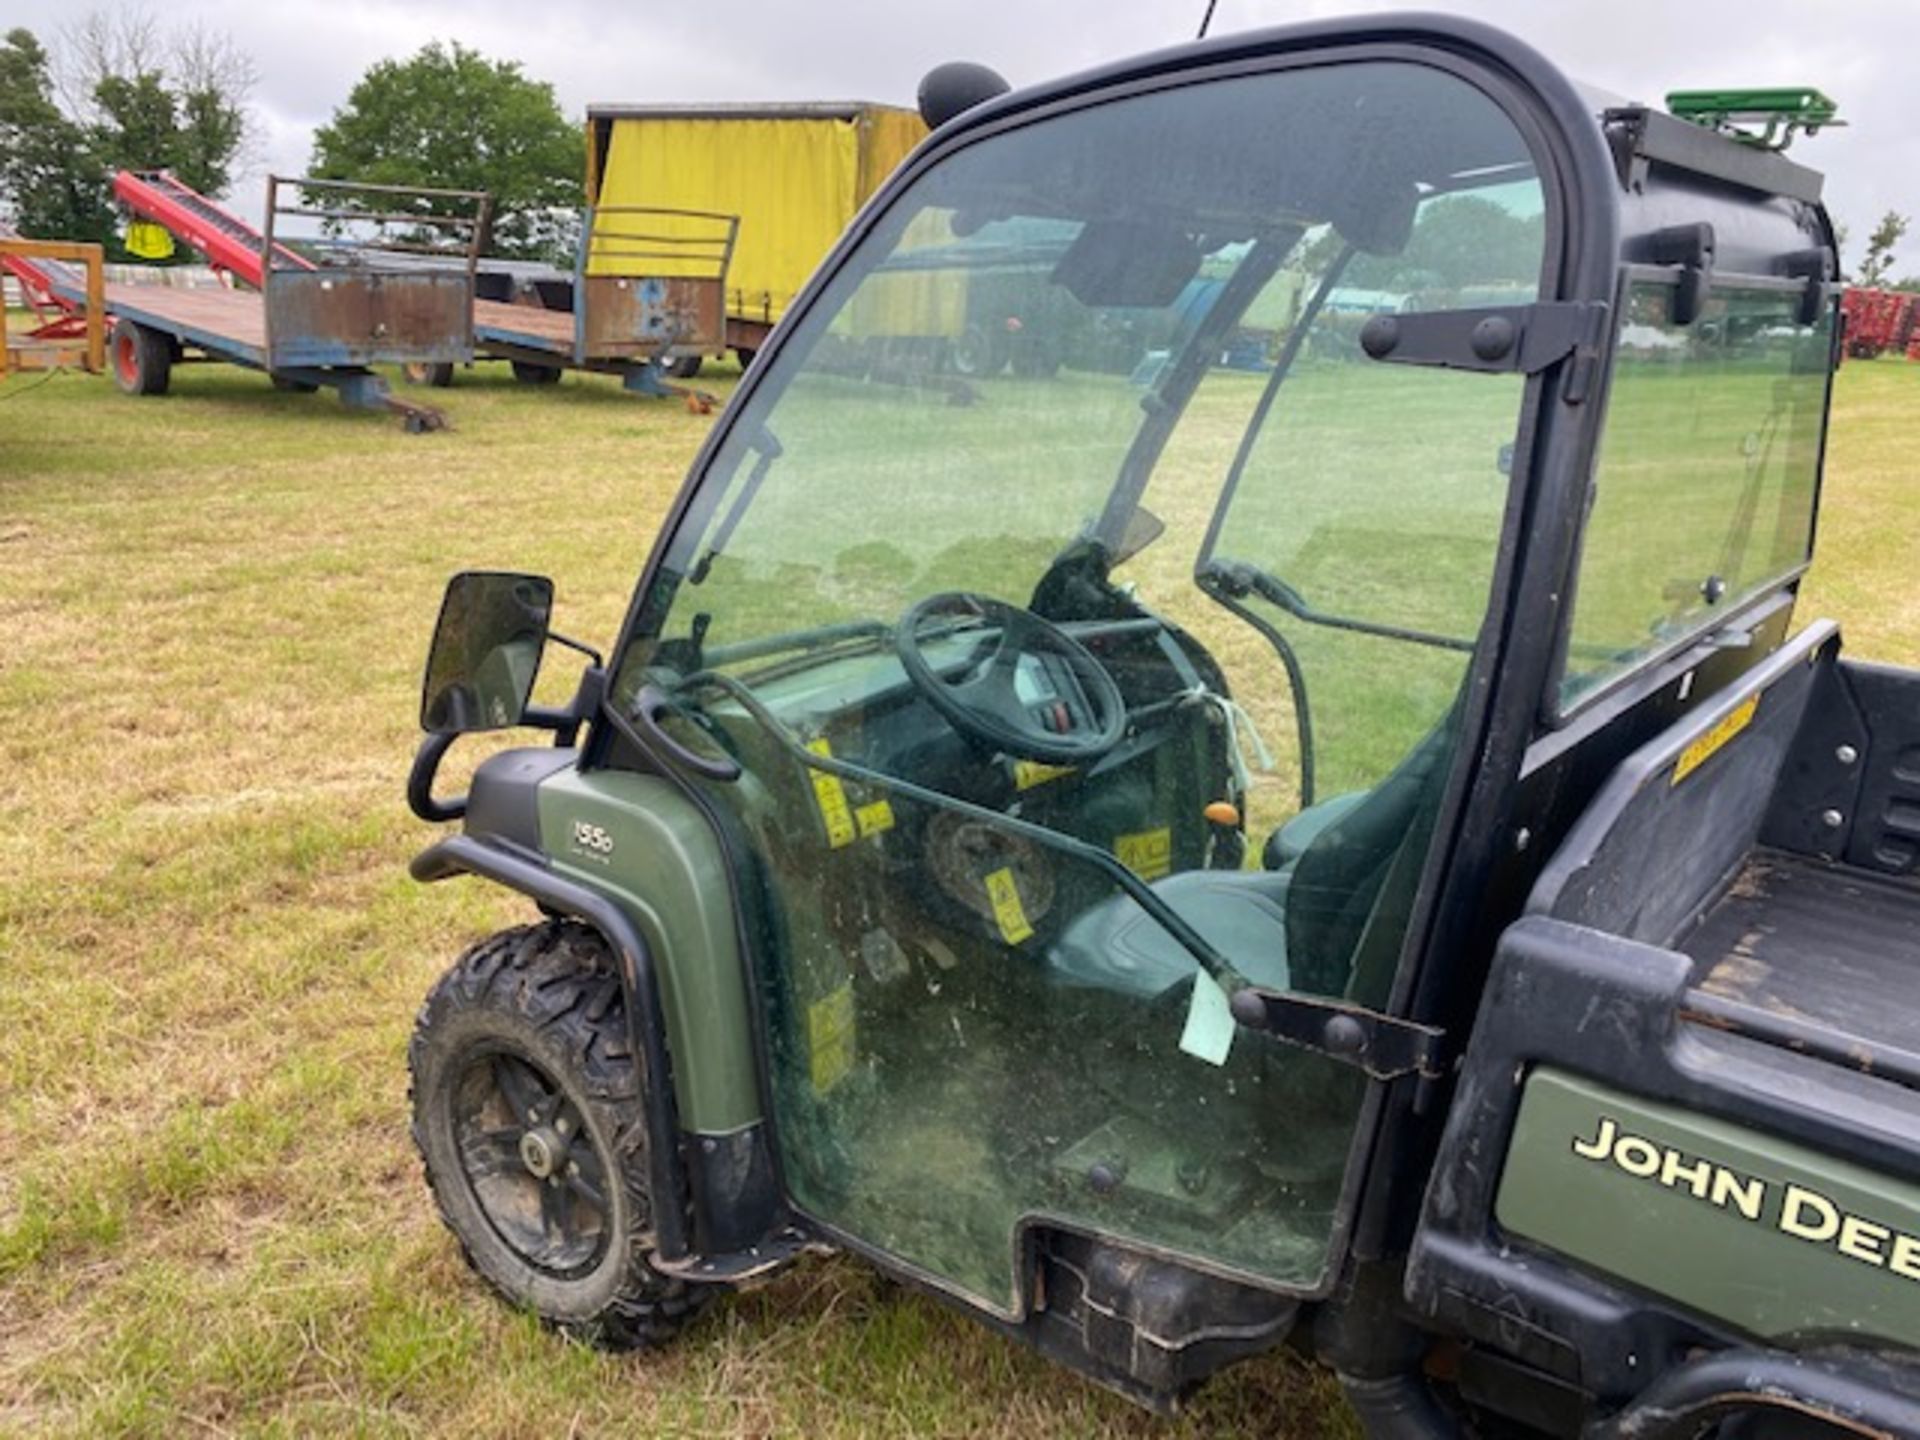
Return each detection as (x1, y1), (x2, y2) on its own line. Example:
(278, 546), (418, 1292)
(732, 346), (757, 372)
(403, 362), (455, 388)
(951, 323), (1009, 378)
(270, 375), (320, 394)
(510, 361), (562, 386)
(666, 355), (703, 380)
(110, 319), (171, 397)
(411, 920), (711, 1349)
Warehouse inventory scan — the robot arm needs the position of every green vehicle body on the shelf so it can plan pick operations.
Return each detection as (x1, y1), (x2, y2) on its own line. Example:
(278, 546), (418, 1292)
(1499, 1070), (1920, 1347)
(537, 770), (760, 1135)
(403, 16), (1920, 1437)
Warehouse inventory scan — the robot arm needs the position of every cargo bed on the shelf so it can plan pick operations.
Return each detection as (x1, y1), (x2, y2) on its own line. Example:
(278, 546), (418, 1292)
(1409, 620), (1920, 1397)
(1681, 850), (1920, 1091)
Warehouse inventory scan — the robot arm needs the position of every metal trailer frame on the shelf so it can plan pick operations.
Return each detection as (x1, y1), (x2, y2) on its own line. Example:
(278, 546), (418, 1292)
(0, 237), (105, 378)
(79, 171), (490, 430)
(437, 204), (737, 404)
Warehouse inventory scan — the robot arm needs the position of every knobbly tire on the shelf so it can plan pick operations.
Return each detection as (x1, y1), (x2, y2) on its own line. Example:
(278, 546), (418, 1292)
(410, 920), (709, 1348)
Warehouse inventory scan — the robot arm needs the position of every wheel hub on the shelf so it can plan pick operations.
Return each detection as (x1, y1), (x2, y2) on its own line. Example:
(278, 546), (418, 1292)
(518, 1127), (565, 1179)
(452, 1048), (612, 1277)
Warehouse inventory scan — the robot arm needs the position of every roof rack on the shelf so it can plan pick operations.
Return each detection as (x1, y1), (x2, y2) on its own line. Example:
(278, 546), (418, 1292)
(1604, 105), (1824, 205)
(1665, 87), (1842, 152)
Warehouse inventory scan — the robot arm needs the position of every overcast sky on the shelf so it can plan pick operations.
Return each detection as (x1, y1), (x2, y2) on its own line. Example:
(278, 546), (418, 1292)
(7, 0), (1917, 269)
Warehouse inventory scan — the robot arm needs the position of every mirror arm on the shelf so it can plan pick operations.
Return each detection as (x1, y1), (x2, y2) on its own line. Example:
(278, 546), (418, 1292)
(407, 730), (466, 823)
(547, 629), (604, 668)
(524, 665), (607, 749)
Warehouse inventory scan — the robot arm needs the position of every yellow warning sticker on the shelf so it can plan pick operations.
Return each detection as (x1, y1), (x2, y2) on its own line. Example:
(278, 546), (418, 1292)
(1013, 759), (1075, 791)
(805, 738), (857, 848)
(807, 982), (856, 1094)
(1672, 693), (1761, 787)
(984, 866), (1034, 945)
(855, 799), (895, 837)
(1115, 826), (1173, 880)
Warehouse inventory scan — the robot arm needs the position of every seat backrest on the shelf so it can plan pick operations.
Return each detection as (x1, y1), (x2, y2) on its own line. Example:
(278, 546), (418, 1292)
(1283, 713), (1456, 999)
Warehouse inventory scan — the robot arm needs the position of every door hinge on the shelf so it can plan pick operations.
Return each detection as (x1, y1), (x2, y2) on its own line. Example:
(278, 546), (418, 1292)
(1228, 987), (1447, 1082)
(1359, 300), (1610, 397)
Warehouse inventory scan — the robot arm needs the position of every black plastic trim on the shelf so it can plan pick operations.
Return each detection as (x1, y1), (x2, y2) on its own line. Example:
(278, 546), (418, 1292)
(1586, 1345), (1920, 1440)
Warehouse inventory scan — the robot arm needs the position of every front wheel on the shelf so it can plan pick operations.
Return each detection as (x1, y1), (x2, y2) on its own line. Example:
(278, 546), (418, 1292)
(409, 921), (709, 1348)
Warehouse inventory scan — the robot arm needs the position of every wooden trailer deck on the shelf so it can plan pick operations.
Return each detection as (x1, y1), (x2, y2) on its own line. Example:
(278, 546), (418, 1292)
(75, 280), (270, 365)
(471, 298), (576, 356)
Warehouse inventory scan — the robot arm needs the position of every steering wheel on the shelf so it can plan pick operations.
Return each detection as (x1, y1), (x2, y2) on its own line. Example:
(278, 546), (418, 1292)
(896, 592), (1127, 765)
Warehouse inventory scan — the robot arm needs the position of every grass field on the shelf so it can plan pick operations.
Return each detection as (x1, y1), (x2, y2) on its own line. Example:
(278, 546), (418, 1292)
(1, 352), (1916, 1437)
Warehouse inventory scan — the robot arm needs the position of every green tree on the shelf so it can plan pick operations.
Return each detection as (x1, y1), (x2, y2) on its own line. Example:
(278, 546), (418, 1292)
(1854, 210), (1908, 288)
(310, 43), (581, 262)
(0, 28), (114, 246)
(63, 13), (253, 197)
(0, 13), (253, 258)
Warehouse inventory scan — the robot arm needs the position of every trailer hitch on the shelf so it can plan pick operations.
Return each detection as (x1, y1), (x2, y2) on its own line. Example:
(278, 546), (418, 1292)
(1228, 987), (1446, 1082)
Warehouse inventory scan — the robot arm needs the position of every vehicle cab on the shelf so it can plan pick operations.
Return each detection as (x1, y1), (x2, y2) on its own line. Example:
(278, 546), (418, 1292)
(406, 17), (1920, 1436)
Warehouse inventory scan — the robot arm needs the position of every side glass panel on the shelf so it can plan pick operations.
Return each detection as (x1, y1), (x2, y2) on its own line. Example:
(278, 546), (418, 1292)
(1558, 281), (1833, 709)
(617, 61), (1546, 1313)
(1197, 183), (1544, 1004)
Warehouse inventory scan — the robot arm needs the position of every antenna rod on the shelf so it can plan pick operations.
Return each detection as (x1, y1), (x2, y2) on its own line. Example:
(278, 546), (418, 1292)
(1197, 0), (1219, 39)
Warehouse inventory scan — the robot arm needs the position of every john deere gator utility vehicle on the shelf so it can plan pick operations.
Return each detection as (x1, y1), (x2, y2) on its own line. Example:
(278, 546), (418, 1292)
(403, 14), (1920, 1435)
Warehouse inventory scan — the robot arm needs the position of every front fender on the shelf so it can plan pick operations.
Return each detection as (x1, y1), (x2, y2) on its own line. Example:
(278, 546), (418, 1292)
(410, 831), (695, 1261)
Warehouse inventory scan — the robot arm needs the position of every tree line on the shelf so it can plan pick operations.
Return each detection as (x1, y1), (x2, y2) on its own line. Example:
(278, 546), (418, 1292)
(0, 12), (579, 264)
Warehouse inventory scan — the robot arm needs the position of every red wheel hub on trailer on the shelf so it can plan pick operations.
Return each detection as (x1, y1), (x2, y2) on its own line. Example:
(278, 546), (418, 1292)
(114, 329), (139, 386)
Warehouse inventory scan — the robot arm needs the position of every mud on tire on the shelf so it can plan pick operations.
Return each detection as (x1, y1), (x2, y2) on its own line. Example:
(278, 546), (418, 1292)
(409, 920), (709, 1348)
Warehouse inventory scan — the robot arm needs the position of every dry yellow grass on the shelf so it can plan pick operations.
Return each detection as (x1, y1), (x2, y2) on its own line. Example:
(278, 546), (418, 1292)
(1, 350), (1913, 1438)
(0, 359), (1356, 1438)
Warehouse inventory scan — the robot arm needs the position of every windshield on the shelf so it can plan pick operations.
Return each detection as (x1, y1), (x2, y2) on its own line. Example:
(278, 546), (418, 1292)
(621, 61), (1540, 692)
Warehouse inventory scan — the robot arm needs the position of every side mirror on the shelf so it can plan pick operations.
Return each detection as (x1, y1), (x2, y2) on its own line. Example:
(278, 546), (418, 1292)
(420, 571), (555, 734)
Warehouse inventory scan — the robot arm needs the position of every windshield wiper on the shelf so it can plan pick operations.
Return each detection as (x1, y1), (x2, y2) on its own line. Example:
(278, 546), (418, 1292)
(1200, 557), (1477, 653)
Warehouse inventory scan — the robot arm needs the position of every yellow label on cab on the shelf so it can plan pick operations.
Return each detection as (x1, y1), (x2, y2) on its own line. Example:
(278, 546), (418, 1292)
(1116, 826), (1173, 880)
(806, 738), (857, 847)
(1672, 693), (1760, 786)
(984, 866), (1034, 945)
(807, 982), (856, 1093)
(855, 799), (894, 836)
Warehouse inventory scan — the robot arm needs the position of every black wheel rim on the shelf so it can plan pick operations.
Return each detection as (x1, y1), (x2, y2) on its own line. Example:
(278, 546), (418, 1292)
(452, 1048), (614, 1278)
